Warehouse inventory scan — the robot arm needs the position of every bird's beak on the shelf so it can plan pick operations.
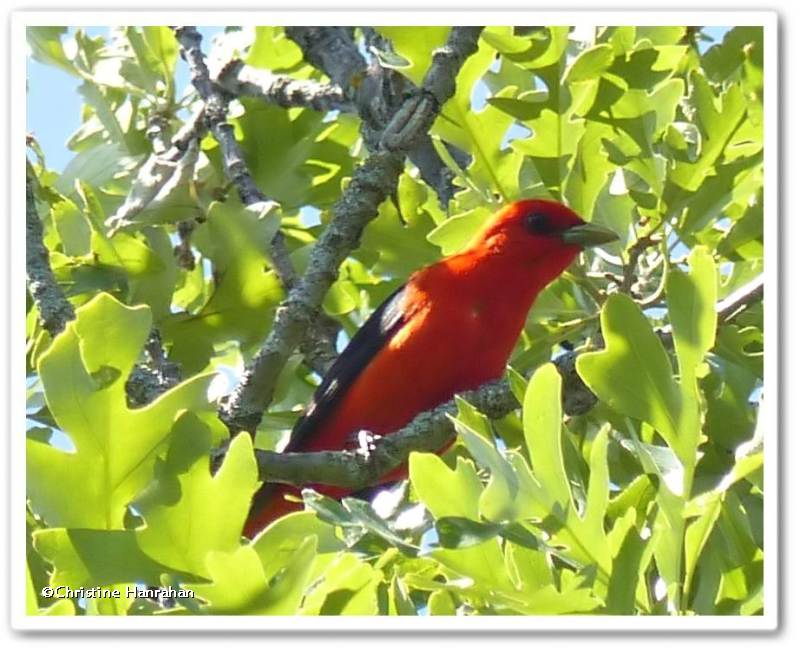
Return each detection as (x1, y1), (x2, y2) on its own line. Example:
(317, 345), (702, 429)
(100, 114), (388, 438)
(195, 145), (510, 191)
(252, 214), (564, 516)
(560, 222), (619, 247)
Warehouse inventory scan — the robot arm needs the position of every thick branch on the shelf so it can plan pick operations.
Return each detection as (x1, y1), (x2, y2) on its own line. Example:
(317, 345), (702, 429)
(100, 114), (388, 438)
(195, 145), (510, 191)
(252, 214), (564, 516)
(221, 27), (484, 434)
(285, 27), (377, 147)
(299, 312), (341, 374)
(255, 380), (516, 488)
(287, 26), (470, 207)
(216, 60), (353, 113)
(145, 114), (172, 155)
(284, 27), (365, 92)
(26, 164), (75, 336)
(420, 27), (486, 108)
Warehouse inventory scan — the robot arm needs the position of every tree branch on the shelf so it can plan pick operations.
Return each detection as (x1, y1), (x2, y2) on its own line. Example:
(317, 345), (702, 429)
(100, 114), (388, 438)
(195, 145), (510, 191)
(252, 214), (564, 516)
(284, 27), (365, 93)
(164, 108), (208, 162)
(25, 163), (75, 336)
(656, 274), (765, 342)
(125, 329), (182, 407)
(717, 275), (764, 323)
(215, 59), (354, 113)
(254, 380), (516, 488)
(619, 231), (659, 296)
(221, 27), (484, 434)
(251, 275), (765, 490)
(221, 150), (405, 433)
(287, 26), (469, 207)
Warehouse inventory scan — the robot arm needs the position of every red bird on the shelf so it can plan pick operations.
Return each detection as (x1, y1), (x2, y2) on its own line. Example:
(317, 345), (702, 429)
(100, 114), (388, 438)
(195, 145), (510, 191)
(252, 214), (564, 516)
(245, 199), (617, 538)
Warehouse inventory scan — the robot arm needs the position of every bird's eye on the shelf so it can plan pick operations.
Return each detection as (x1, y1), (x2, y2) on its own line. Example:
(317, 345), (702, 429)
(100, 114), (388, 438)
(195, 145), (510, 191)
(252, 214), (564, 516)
(524, 212), (554, 235)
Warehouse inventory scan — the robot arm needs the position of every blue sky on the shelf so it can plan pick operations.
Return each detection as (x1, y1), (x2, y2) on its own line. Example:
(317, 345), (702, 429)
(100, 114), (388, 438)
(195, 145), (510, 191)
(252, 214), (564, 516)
(27, 26), (729, 173)
(26, 26), (219, 171)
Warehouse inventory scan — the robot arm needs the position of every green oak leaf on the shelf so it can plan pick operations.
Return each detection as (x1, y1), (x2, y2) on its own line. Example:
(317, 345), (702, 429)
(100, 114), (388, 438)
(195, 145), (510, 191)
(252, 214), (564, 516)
(251, 511), (344, 583)
(232, 98), (356, 210)
(185, 537), (317, 615)
(577, 294), (683, 453)
(27, 27), (78, 75)
(605, 508), (651, 614)
(247, 27), (305, 72)
(135, 422), (259, 578)
(299, 551), (382, 615)
(50, 194), (92, 257)
(161, 198), (284, 373)
(668, 246), (718, 381)
(409, 453), (483, 521)
(32, 427), (257, 593)
(457, 418), (519, 522)
(520, 364), (613, 577)
(27, 293), (213, 530)
(668, 72), (747, 193)
(375, 27), (451, 86)
(566, 44), (615, 82)
(432, 37), (522, 202)
(33, 528), (175, 589)
(512, 108), (583, 199)
(410, 451), (513, 596)
(426, 206), (493, 256)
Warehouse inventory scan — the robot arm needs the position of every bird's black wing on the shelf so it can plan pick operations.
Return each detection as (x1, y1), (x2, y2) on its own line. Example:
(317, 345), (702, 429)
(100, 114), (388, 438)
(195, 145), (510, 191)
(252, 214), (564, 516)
(286, 284), (410, 452)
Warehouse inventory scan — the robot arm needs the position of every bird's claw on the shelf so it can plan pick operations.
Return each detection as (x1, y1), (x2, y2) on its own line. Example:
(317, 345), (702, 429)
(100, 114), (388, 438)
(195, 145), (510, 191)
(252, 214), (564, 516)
(346, 429), (383, 453)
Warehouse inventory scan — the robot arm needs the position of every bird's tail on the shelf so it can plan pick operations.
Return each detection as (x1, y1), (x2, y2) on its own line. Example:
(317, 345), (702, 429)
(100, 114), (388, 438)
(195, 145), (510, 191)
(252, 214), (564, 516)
(243, 484), (303, 539)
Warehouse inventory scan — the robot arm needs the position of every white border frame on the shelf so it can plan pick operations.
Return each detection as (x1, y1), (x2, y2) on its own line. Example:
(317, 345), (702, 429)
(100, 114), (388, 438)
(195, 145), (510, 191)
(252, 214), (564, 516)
(11, 10), (779, 632)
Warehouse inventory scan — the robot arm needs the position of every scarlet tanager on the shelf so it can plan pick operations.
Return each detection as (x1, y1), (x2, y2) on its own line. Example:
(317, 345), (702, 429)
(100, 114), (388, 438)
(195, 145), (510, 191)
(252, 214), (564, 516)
(245, 199), (617, 538)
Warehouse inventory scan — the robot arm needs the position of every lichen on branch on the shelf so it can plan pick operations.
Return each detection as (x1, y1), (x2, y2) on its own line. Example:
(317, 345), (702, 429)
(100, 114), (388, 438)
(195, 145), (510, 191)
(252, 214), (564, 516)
(25, 163), (75, 336)
(254, 380), (516, 488)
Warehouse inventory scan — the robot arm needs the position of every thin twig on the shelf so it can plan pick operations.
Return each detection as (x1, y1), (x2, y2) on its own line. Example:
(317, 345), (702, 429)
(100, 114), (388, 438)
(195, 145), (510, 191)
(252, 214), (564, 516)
(637, 235), (670, 308)
(173, 26), (338, 372)
(717, 275), (764, 323)
(655, 275), (764, 342)
(215, 60), (354, 113)
(173, 26), (296, 288)
(125, 329), (182, 406)
(620, 233), (658, 296)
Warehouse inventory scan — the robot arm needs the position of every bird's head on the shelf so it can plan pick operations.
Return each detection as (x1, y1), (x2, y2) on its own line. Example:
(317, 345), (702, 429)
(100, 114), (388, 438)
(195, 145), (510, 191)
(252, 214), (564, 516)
(466, 199), (618, 276)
